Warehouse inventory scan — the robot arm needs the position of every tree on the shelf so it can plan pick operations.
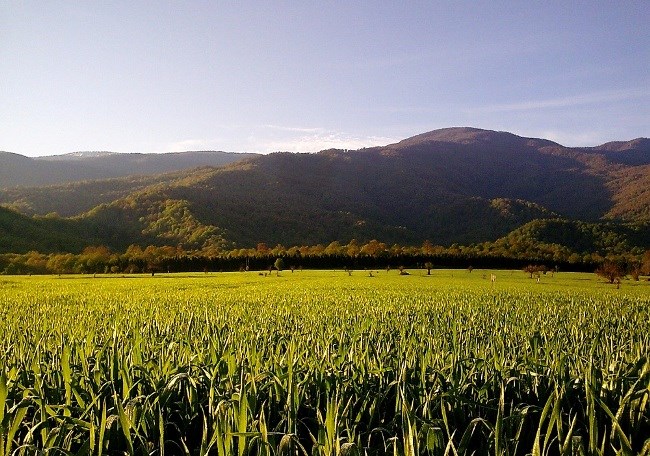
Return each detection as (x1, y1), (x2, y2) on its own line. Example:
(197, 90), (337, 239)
(271, 244), (286, 256)
(421, 240), (435, 255)
(629, 263), (642, 281)
(274, 258), (285, 275)
(360, 239), (387, 257)
(346, 239), (360, 257)
(642, 250), (650, 276)
(424, 262), (433, 275)
(595, 261), (624, 284)
(79, 245), (112, 274)
(325, 241), (343, 256)
(523, 264), (539, 279)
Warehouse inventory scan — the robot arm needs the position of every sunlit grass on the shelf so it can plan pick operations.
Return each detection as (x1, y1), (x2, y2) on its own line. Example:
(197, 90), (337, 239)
(0, 269), (648, 455)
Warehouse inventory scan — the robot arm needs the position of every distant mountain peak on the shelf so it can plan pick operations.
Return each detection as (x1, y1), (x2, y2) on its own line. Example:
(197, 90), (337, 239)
(585, 137), (650, 166)
(0, 151), (33, 162)
(44, 151), (118, 160)
(70, 151), (116, 156)
(2, 126), (650, 254)
(594, 138), (650, 153)
(0, 150), (258, 189)
(393, 127), (560, 149)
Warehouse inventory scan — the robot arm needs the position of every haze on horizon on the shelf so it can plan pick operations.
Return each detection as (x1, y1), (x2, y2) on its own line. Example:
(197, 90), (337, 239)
(2, 1), (649, 157)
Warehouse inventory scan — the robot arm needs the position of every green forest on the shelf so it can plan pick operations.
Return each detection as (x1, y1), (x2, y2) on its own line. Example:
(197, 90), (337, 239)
(2, 128), (650, 276)
(2, 230), (650, 278)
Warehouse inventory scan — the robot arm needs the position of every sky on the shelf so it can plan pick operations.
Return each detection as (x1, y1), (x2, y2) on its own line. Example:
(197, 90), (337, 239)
(1, 1), (649, 157)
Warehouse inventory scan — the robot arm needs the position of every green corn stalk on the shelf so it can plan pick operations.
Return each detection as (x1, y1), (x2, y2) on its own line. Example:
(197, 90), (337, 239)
(2, 401), (29, 456)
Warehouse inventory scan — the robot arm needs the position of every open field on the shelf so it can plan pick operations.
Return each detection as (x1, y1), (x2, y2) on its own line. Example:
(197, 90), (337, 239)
(1, 270), (649, 455)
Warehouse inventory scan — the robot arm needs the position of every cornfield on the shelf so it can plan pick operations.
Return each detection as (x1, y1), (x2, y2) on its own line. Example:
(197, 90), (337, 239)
(0, 271), (648, 455)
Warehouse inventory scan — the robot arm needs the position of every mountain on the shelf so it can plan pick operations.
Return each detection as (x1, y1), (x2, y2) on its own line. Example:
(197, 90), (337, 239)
(0, 172), (196, 216)
(583, 138), (650, 166)
(0, 152), (80, 189)
(0, 150), (257, 188)
(492, 219), (650, 259)
(392, 126), (560, 149)
(1, 127), (649, 254)
(0, 206), (89, 253)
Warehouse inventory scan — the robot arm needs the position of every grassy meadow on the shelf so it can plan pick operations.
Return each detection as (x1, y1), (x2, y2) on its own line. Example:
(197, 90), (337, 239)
(0, 269), (649, 455)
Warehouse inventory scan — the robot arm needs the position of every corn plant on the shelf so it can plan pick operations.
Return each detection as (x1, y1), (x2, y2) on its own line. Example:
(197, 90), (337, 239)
(0, 271), (648, 455)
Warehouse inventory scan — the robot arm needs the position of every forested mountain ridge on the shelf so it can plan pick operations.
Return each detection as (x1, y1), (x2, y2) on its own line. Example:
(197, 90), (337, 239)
(0, 206), (92, 253)
(1, 127), (649, 255)
(0, 150), (256, 188)
(582, 138), (650, 166)
(0, 169), (216, 217)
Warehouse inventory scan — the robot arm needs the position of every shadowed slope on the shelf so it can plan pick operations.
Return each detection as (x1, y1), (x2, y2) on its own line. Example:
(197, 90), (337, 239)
(1, 128), (649, 251)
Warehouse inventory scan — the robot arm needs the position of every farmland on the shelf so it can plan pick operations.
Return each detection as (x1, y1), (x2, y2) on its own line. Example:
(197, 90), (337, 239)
(0, 270), (649, 455)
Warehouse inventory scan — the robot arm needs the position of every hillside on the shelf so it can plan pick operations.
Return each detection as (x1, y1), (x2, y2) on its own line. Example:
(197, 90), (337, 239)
(0, 171), (203, 216)
(1, 127), (649, 253)
(489, 219), (650, 260)
(583, 138), (650, 166)
(0, 207), (89, 253)
(0, 150), (256, 188)
(76, 128), (649, 248)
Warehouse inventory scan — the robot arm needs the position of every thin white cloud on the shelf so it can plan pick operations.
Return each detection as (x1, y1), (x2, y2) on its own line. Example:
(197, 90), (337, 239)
(165, 138), (226, 152)
(259, 131), (397, 153)
(469, 89), (650, 114)
(161, 126), (397, 154)
(249, 125), (398, 153)
(261, 124), (323, 133)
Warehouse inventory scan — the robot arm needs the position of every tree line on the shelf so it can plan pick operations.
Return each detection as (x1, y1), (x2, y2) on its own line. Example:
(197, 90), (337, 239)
(2, 239), (650, 277)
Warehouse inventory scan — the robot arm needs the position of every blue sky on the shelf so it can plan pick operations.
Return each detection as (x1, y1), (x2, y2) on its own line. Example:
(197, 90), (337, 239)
(2, 1), (649, 156)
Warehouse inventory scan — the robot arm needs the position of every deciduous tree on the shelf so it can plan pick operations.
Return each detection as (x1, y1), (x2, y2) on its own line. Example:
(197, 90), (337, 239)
(595, 261), (624, 284)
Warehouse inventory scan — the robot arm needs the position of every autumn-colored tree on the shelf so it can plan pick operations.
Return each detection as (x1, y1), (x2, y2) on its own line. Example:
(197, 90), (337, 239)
(286, 246), (301, 257)
(421, 240), (435, 255)
(642, 250), (650, 276)
(523, 264), (541, 279)
(346, 239), (360, 257)
(23, 251), (49, 273)
(308, 244), (325, 255)
(629, 263), (642, 281)
(79, 246), (113, 274)
(46, 253), (77, 274)
(360, 239), (388, 257)
(271, 244), (286, 256)
(324, 241), (343, 256)
(595, 261), (624, 284)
